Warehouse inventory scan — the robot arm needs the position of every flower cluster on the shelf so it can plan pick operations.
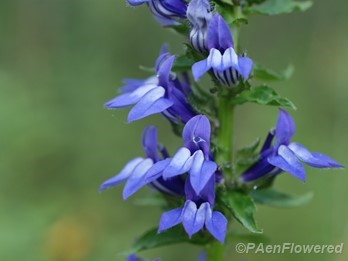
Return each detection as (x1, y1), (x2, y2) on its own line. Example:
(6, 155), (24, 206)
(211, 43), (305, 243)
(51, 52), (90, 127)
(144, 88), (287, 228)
(101, 0), (343, 259)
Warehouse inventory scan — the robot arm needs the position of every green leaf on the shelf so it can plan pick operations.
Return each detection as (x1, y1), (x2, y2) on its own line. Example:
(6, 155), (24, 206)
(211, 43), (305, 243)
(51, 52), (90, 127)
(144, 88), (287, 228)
(172, 55), (195, 72)
(127, 226), (212, 254)
(233, 85), (296, 109)
(250, 189), (313, 208)
(167, 23), (190, 35)
(220, 191), (262, 233)
(236, 139), (261, 173)
(253, 63), (294, 81)
(247, 0), (313, 16)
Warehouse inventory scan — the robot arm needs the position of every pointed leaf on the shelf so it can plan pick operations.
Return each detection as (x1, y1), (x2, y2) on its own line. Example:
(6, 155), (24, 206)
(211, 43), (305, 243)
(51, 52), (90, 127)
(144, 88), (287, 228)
(253, 63), (294, 81)
(126, 226), (213, 254)
(220, 191), (262, 233)
(233, 85), (296, 109)
(250, 189), (313, 208)
(247, 0), (313, 16)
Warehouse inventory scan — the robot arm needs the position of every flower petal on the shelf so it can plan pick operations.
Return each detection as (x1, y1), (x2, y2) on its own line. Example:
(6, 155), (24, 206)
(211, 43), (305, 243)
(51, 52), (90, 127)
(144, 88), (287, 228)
(142, 126), (159, 161)
(205, 204), (228, 243)
(128, 87), (173, 122)
(99, 157), (144, 191)
(237, 56), (253, 79)
(268, 145), (305, 181)
(158, 207), (183, 233)
(288, 142), (343, 168)
(163, 147), (193, 179)
(274, 109), (296, 148)
(182, 201), (206, 237)
(192, 59), (210, 81)
(207, 14), (233, 50)
(105, 83), (158, 108)
(183, 115), (211, 150)
(189, 151), (217, 195)
(158, 55), (175, 88)
(144, 158), (171, 183)
(123, 158), (154, 199)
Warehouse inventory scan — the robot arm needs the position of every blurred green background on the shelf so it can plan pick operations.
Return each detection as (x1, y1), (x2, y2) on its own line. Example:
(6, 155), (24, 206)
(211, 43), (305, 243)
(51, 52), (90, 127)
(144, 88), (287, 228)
(0, 0), (347, 260)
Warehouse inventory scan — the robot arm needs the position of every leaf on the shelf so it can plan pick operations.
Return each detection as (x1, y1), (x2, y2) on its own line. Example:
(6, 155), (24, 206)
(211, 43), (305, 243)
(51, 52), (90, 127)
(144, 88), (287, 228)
(220, 190), (262, 233)
(236, 138), (260, 159)
(172, 55), (195, 72)
(253, 63), (294, 81)
(233, 85), (297, 109)
(250, 189), (313, 208)
(127, 226), (212, 254)
(236, 139), (261, 172)
(247, 0), (313, 16)
(167, 23), (190, 35)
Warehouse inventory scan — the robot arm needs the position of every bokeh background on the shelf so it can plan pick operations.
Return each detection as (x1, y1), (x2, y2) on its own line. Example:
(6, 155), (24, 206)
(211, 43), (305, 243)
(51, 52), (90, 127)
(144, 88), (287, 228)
(0, 0), (347, 260)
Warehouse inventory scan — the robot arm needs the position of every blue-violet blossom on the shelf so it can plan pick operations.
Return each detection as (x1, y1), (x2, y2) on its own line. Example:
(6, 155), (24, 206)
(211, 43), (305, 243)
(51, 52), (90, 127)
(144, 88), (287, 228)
(187, 0), (213, 53)
(99, 126), (185, 199)
(192, 14), (253, 87)
(157, 161), (227, 242)
(240, 109), (343, 182)
(127, 0), (187, 26)
(105, 46), (196, 123)
(145, 115), (218, 195)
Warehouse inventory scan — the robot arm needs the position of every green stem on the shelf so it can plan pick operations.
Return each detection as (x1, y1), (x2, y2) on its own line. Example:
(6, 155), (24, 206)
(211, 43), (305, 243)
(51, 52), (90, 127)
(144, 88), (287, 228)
(206, 242), (224, 261)
(215, 95), (234, 179)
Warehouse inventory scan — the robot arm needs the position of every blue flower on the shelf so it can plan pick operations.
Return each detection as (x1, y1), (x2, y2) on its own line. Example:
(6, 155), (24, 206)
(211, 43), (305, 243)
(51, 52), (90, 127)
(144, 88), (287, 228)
(145, 115), (217, 195)
(187, 0), (213, 53)
(127, 0), (187, 26)
(99, 126), (185, 199)
(192, 14), (253, 87)
(241, 109), (343, 182)
(105, 45), (196, 123)
(158, 177), (227, 243)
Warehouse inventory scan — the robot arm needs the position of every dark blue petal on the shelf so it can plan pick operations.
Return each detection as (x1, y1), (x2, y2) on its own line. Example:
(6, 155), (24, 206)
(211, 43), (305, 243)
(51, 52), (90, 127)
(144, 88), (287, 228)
(142, 126), (159, 161)
(189, 151), (217, 195)
(268, 145), (305, 182)
(155, 45), (170, 71)
(239, 149), (277, 182)
(158, 55), (175, 88)
(128, 87), (173, 122)
(192, 59), (210, 81)
(158, 207), (183, 233)
(288, 142), (344, 168)
(105, 84), (157, 108)
(261, 129), (275, 152)
(119, 76), (158, 93)
(204, 204), (228, 243)
(237, 56), (253, 79)
(144, 158), (171, 183)
(123, 158), (154, 199)
(166, 87), (196, 123)
(182, 115), (211, 154)
(198, 176), (216, 205)
(207, 14), (233, 51)
(99, 157), (144, 191)
(274, 109), (296, 148)
(182, 200), (206, 237)
(163, 147), (193, 179)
